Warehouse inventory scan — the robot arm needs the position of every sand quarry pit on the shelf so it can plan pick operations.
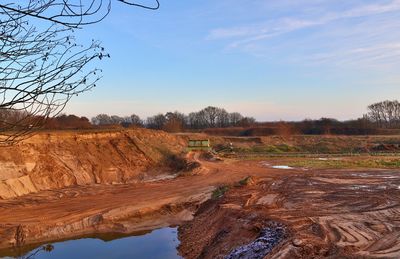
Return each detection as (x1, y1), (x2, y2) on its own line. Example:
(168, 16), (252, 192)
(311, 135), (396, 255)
(0, 130), (399, 258)
(2, 158), (400, 258)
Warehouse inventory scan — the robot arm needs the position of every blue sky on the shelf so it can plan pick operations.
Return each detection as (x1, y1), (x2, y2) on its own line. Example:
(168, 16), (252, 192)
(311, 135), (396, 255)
(65, 0), (400, 121)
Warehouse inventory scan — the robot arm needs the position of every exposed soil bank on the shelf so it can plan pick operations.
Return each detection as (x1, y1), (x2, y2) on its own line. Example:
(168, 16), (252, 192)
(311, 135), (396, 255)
(178, 168), (400, 258)
(0, 129), (187, 199)
(1, 201), (193, 258)
(0, 179), (208, 252)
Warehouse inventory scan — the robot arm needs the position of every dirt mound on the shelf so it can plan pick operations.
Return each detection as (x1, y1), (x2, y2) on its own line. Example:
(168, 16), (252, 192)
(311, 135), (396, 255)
(0, 129), (187, 199)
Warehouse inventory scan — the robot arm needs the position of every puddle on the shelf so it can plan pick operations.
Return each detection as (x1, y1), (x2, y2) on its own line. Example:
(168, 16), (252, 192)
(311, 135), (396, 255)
(225, 223), (286, 259)
(272, 165), (294, 170)
(347, 185), (370, 190)
(1, 227), (181, 259)
(261, 162), (297, 170)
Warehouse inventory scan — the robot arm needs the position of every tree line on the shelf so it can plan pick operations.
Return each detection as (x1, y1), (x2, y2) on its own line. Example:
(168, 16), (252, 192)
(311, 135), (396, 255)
(90, 106), (256, 132)
(33, 100), (400, 135)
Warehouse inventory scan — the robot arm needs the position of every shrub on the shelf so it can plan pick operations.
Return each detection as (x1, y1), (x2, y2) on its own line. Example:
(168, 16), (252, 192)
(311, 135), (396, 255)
(212, 185), (229, 199)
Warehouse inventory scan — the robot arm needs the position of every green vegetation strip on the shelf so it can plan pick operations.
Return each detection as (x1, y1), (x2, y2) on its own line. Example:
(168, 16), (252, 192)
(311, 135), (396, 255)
(230, 152), (400, 158)
(285, 158), (400, 169)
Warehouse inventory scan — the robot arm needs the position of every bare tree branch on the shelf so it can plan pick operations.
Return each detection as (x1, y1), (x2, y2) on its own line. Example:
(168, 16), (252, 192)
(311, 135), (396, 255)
(0, 0), (160, 144)
(0, 0), (159, 28)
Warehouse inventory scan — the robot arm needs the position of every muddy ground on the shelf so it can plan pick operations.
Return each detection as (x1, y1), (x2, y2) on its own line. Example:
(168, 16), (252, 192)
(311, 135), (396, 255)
(1, 154), (400, 258)
(178, 162), (400, 258)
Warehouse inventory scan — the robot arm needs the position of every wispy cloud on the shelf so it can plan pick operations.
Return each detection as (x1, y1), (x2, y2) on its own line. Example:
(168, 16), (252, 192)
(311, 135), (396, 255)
(207, 0), (400, 69)
(310, 43), (400, 67)
(209, 1), (400, 40)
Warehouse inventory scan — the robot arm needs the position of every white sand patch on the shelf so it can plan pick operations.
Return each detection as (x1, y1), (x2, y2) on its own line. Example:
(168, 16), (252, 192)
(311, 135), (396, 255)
(317, 157), (342, 161)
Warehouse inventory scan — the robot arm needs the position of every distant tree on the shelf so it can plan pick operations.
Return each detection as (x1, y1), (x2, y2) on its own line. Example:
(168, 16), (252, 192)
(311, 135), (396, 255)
(216, 108), (229, 127)
(366, 100), (400, 128)
(45, 114), (92, 129)
(202, 106), (220, 127)
(91, 114), (112, 125)
(146, 114), (166, 130)
(163, 111), (186, 132)
(110, 115), (124, 125)
(316, 118), (338, 134)
(229, 112), (244, 126)
(130, 114), (143, 127)
(88, 107), (256, 131)
(188, 111), (206, 129)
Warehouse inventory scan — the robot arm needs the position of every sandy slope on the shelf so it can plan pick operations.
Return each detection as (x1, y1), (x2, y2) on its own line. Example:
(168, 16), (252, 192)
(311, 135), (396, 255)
(0, 129), (186, 199)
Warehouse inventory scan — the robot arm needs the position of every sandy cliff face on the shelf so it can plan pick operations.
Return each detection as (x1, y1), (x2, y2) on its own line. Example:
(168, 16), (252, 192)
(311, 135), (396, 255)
(0, 129), (186, 199)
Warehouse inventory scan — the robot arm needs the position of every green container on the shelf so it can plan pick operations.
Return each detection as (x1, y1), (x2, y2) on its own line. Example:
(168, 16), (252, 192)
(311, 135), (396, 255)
(187, 139), (211, 151)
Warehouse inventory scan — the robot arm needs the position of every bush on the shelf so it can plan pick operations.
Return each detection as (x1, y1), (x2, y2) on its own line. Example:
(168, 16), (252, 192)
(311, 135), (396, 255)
(212, 185), (229, 199)
(165, 154), (200, 172)
(237, 176), (254, 186)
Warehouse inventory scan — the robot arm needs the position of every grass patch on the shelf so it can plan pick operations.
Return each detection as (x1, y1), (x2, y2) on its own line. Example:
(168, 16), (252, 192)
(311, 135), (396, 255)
(234, 144), (300, 154)
(286, 157), (400, 169)
(212, 185), (229, 199)
(237, 176), (253, 187)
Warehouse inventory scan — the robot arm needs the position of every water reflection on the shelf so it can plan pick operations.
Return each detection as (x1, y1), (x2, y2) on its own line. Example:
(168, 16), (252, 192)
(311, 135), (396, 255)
(2, 227), (181, 259)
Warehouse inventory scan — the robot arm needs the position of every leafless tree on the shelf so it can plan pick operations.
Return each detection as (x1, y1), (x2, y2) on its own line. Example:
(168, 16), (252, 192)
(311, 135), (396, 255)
(0, 0), (159, 144)
(91, 114), (112, 125)
(187, 111), (205, 129)
(146, 113), (166, 130)
(163, 111), (185, 132)
(216, 108), (229, 127)
(366, 100), (400, 128)
(202, 106), (220, 127)
(228, 112), (244, 126)
(129, 113), (143, 127)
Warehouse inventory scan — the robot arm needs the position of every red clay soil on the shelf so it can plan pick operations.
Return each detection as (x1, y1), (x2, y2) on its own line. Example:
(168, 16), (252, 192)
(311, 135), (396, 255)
(178, 164), (400, 258)
(0, 128), (188, 199)
(0, 145), (399, 258)
(0, 154), (262, 255)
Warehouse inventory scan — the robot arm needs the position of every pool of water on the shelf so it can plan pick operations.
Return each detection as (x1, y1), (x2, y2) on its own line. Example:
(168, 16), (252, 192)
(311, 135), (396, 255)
(3, 227), (181, 259)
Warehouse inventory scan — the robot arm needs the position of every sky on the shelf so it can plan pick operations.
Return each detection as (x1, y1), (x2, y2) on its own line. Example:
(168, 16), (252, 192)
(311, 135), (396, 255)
(64, 0), (400, 121)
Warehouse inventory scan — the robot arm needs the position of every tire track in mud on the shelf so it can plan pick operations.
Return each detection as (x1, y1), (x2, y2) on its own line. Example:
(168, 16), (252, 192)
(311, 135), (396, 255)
(254, 170), (400, 258)
(179, 167), (400, 258)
